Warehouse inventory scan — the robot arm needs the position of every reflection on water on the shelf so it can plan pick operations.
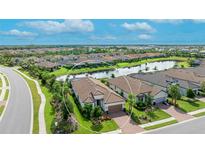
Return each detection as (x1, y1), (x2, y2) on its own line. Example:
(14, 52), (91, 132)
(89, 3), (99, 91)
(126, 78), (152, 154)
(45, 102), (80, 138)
(57, 61), (176, 81)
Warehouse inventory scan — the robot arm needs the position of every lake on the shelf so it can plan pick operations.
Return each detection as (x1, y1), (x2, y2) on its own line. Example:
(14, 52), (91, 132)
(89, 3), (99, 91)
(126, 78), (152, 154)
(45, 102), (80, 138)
(56, 61), (176, 81)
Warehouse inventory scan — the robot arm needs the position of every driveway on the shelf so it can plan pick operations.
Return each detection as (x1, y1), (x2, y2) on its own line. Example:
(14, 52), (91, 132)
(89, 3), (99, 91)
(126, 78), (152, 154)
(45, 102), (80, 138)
(110, 112), (144, 134)
(0, 67), (32, 134)
(158, 104), (193, 122)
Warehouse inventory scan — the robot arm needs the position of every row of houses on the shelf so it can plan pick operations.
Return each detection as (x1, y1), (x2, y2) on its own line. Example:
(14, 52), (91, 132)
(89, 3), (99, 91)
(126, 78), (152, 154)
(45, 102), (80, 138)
(71, 65), (205, 114)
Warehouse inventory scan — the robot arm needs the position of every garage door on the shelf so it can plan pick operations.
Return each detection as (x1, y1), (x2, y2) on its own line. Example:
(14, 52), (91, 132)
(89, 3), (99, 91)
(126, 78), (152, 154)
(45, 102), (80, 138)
(108, 104), (122, 113)
(154, 97), (166, 104)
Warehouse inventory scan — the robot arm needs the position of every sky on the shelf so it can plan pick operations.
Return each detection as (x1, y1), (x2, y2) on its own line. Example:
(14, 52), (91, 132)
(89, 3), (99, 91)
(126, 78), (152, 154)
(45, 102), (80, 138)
(1, 19), (205, 45)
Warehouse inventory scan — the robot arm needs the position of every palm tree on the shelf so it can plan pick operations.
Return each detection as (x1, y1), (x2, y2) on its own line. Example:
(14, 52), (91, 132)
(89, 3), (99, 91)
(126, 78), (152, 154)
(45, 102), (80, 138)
(168, 84), (181, 106)
(127, 94), (136, 114)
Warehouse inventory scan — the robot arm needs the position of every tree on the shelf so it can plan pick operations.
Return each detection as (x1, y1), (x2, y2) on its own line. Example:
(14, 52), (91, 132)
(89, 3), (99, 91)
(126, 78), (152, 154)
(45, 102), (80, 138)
(91, 106), (103, 126)
(144, 94), (153, 110)
(127, 94), (136, 113)
(186, 88), (195, 98)
(111, 73), (115, 78)
(201, 81), (205, 92)
(168, 84), (181, 105)
(82, 104), (93, 119)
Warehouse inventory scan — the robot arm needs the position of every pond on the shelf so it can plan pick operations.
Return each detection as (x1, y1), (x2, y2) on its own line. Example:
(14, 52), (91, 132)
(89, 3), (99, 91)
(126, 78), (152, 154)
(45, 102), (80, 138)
(56, 61), (176, 81)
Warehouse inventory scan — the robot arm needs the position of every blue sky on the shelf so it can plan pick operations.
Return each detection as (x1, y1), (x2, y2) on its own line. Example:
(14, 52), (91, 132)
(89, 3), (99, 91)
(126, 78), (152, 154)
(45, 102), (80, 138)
(1, 19), (205, 45)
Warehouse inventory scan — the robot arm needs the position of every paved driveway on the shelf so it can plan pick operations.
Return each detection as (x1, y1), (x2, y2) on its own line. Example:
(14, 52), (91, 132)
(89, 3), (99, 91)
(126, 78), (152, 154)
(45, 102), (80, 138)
(110, 112), (144, 134)
(158, 104), (193, 122)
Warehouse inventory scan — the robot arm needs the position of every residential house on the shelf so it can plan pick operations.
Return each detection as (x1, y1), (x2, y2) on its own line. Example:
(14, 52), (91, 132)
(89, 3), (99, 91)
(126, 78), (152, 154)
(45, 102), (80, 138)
(108, 76), (167, 105)
(71, 77), (125, 113)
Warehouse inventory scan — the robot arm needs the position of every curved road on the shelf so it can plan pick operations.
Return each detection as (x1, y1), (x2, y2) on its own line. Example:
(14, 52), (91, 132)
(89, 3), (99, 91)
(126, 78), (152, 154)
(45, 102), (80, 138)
(0, 67), (32, 134)
(146, 116), (205, 134)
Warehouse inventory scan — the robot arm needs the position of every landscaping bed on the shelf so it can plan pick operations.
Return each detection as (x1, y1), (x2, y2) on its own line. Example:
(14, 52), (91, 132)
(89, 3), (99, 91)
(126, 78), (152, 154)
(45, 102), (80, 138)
(125, 102), (171, 124)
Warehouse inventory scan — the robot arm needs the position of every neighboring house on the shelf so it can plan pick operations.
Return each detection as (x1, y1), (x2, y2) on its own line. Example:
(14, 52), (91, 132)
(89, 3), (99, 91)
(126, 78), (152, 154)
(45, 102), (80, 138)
(36, 61), (59, 71)
(131, 68), (204, 96)
(71, 77), (125, 113)
(108, 76), (167, 104)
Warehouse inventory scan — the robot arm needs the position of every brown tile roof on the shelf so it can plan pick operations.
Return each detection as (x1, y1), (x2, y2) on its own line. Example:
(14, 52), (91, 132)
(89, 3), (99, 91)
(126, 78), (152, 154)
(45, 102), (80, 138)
(108, 76), (162, 96)
(71, 77), (124, 104)
(165, 69), (204, 84)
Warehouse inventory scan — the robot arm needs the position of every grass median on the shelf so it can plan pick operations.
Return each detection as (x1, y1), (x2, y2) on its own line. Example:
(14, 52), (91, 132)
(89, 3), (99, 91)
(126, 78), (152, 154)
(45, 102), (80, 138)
(144, 120), (178, 130)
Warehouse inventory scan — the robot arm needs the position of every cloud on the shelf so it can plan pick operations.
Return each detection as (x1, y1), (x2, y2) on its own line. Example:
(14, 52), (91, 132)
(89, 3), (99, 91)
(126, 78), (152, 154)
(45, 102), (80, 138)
(24, 19), (94, 34)
(138, 34), (152, 40)
(150, 19), (183, 24)
(122, 22), (155, 32)
(90, 35), (117, 40)
(192, 19), (205, 23)
(0, 29), (37, 37)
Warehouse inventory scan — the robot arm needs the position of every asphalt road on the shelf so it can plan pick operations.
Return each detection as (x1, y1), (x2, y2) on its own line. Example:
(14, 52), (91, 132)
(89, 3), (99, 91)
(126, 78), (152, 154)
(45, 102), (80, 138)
(146, 116), (205, 134)
(0, 67), (32, 134)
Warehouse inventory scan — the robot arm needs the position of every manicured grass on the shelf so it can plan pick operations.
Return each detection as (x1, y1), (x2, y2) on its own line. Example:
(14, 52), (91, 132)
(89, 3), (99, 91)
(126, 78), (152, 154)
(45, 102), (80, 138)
(18, 69), (55, 134)
(68, 95), (118, 134)
(171, 97), (205, 113)
(125, 102), (171, 124)
(3, 89), (9, 101)
(193, 112), (205, 117)
(177, 61), (190, 68)
(4, 76), (9, 87)
(0, 77), (2, 87)
(0, 105), (5, 116)
(41, 85), (54, 134)
(51, 56), (189, 77)
(51, 66), (114, 77)
(144, 120), (178, 130)
(16, 71), (41, 134)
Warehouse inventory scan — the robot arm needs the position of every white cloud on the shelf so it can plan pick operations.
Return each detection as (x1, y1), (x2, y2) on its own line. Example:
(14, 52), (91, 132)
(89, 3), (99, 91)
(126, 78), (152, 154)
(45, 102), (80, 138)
(90, 35), (117, 40)
(150, 19), (183, 24)
(138, 34), (152, 40)
(122, 22), (155, 32)
(24, 19), (94, 34)
(0, 29), (37, 37)
(192, 19), (205, 23)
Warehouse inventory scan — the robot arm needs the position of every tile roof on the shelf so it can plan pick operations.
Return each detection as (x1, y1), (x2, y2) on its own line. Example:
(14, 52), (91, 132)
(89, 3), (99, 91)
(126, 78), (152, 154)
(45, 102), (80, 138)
(108, 76), (163, 96)
(71, 77), (124, 104)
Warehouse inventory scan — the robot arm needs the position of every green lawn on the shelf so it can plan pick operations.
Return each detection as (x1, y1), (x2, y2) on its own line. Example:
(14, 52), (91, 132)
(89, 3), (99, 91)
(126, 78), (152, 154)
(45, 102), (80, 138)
(16, 71), (41, 134)
(41, 85), (55, 134)
(144, 120), (178, 130)
(51, 56), (189, 77)
(68, 95), (119, 134)
(4, 76), (9, 86)
(0, 105), (5, 116)
(194, 112), (205, 117)
(0, 77), (2, 87)
(3, 89), (9, 101)
(171, 97), (205, 113)
(177, 61), (190, 68)
(125, 102), (171, 124)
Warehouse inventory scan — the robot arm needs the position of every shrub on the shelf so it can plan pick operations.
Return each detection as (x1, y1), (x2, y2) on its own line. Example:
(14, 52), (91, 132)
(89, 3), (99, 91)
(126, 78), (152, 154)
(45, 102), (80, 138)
(186, 88), (195, 98)
(82, 104), (93, 119)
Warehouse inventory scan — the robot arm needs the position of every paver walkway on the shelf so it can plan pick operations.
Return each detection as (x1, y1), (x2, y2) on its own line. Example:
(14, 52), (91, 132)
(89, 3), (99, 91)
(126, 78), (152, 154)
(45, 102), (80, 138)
(158, 104), (193, 122)
(110, 111), (144, 134)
